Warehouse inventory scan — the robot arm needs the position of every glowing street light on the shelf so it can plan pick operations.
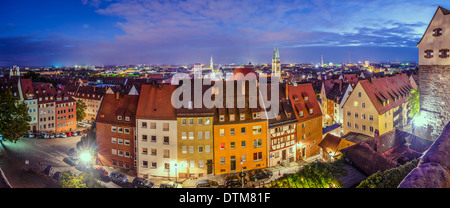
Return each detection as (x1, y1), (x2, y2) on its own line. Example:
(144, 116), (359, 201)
(79, 151), (92, 163)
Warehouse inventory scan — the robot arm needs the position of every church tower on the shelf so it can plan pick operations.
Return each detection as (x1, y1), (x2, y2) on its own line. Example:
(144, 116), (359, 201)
(272, 45), (282, 82)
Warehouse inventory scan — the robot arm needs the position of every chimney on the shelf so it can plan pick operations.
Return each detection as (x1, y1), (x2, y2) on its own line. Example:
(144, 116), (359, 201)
(115, 92), (120, 100)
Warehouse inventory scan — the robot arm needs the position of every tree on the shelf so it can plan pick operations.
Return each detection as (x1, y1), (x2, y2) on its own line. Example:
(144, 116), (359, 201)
(0, 90), (31, 143)
(407, 87), (420, 119)
(270, 158), (348, 188)
(60, 171), (104, 188)
(357, 159), (419, 188)
(76, 99), (87, 122)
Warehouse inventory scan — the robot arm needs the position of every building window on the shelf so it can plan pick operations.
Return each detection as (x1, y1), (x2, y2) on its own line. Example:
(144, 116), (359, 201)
(150, 122), (156, 129)
(205, 145), (211, 153)
(253, 112), (260, 119)
(362, 125), (366, 131)
(151, 136), (156, 142)
(142, 135), (148, 142)
(439, 49), (450, 58)
(240, 113), (245, 120)
(229, 114), (235, 121)
(181, 132), (187, 140)
(354, 112), (358, 119)
(142, 122), (147, 128)
(220, 143), (225, 150)
(117, 116), (122, 121)
(369, 115), (374, 121)
(205, 131), (210, 139)
(241, 127), (246, 134)
(219, 115), (225, 122)
(358, 92), (361, 98)
(125, 116), (130, 121)
(220, 157), (225, 164)
(230, 142), (235, 149)
(205, 118), (210, 125)
(163, 123), (169, 131)
(370, 126), (374, 133)
(230, 128), (235, 136)
(182, 146), (187, 154)
(198, 132), (203, 139)
(189, 132), (194, 140)
(111, 126), (117, 132)
(189, 146), (194, 154)
(111, 137), (117, 144)
(198, 146), (204, 153)
(181, 118), (187, 125)
(354, 101), (358, 107)
(118, 139), (123, 145)
(142, 148), (148, 155)
(124, 128), (130, 134)
(362, 102), (365, 108)
(151, 149), (157, 156)
(253, 152), (263, 162)
(253, 125), (262, 135)
(241, 141), (246, 148)
(142, 161), (148, 168)
(118, 127), (123, 133)
(362, 113), (366, 120)
(220, 129), (225, 136)
(433, 28), (443, 36)
(188, 118), (194, 125)
(253, 139), (263, 148)
(197, 118), (203, 125)
(163, 136), (169, 145)
(424, 50), (433, 58)
(163, 150), (170, 158)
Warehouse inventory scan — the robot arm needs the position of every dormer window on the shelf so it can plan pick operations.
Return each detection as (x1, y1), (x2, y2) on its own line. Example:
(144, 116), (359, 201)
(117, 116), (122, 121)
(253, 112), (260, 119)
(439, 49), (449, 58)
(304, 96), (308, 101)
(125, 116), (130, 121)
(424, 50), (433, 58)
(229, 114), (235, 121)
(219, 115), (225, 122)
(433, 28), (443, 37)
(309, 108), (313, 114)
(240, 113), (245, 120)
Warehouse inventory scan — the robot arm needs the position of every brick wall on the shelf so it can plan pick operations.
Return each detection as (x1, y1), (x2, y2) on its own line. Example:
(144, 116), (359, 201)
(419, 65), (450, 138)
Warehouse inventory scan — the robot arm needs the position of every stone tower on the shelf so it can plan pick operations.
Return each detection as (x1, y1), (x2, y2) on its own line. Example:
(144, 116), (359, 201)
(272, 45), (282, 82)
(416, 6), (450, 138)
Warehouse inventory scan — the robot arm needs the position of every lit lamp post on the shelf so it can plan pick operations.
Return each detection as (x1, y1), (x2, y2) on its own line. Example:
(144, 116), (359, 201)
(79, 151), (93, 169)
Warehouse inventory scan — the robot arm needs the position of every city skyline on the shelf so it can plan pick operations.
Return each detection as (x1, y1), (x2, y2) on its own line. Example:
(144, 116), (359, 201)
(0, 0), (447, 66)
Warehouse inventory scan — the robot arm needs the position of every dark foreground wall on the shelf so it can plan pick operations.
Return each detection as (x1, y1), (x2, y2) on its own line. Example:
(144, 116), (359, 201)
(398, 121), (450, 188)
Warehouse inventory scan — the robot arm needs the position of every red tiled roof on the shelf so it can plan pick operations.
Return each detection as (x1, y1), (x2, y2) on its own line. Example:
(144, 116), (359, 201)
(359, 74), (412, 115)
(288, 83), (322, 122)
(97, 93), (139, 125)
(136, 84), (177, 120)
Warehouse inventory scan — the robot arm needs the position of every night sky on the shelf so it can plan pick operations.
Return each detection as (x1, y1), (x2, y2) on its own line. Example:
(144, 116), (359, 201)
(0, 0), (448, 67)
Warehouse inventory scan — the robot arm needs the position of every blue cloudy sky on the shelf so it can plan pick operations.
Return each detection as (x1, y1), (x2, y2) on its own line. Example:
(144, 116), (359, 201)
(0, 0), (448, 66)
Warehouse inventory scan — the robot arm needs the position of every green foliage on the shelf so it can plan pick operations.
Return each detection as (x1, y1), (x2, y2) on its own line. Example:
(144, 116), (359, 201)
(76, 99), (87, 122)
(270, 158), (348, 188)
(407, 87), (420, 118)
(60, 171), (104, 188)
(357, 158), (420, 188)
(0, 90), (31, 143)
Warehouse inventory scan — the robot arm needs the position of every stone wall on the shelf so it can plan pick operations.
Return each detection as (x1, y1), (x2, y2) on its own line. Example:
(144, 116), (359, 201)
(398, 121), (450, 188)
(418, 65), (450, 138)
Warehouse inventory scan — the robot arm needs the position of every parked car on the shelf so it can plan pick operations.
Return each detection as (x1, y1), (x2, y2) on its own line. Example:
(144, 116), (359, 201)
(76, 131), (83, 136)
(70, 132), (76, 136)
(58, 133), (66, 138)
(41, 132), (49, 139)
(24, 132), (35, 138)
(52, 171), (62, 182)
(248, 169), (273, 182)
(78, 123), (86, 128)
(195, 179), (219, 188)
(159, 181), (182, 188)
(132, 177), (155, 188)
(68, 148), (77, 156)
(49, 133), (56, 139)
(110, 171), (129, 184)
(63, 157), (77, 166)
(65, 132), (73, 137)
(43, 165), (54, 176)
(92, 166), (109, 179)
(224, 174), (247, 188)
